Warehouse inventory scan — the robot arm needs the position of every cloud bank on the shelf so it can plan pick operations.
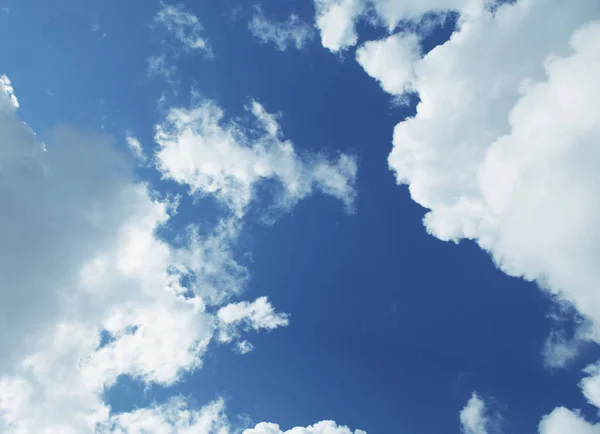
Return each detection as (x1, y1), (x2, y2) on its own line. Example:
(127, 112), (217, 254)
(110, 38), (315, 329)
(0, 75), (361, 433)
(310, 0), (600, 431)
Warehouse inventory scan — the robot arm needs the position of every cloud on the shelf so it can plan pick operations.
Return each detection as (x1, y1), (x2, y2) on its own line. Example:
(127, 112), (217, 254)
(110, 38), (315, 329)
(386, 5), (600, 339)
(542, 331), (584, 370)
(147, 54), (178, 82)
(314, 0), (366, 52)
(249, 6), (316, 51)
(538, 407), (600, 434)
(0, 74), (18, 109)
(312, 0), (471, 52)
(99, 397), (230, 433)
(154, 2), (213, 57)
(243, 421), (367, 434)
(538, 364), (600, 434)
(236, 340), (255, 355)
(350, 0), (600, 357)
(217, 296), (290, 344)
(155, 99), (358, 218)
(98, 397), (366, 434)
(356, 32), (420, 95)
(126, 134), (147, 163)
(459, 393), (491, 434)
(0, 78), (361, 433)
(342, 0), (600, 431)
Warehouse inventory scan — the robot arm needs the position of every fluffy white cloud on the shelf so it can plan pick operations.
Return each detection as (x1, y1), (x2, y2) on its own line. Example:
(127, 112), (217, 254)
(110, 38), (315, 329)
(154, 2), (212, 57)
(0, 74), (18, 109)
(155, 99), (357, 218)
(459, 393), (490, 434)
(356, 32), (420, 95)
(538, 365), (600, 434)
(345, 0), (600, 432)
(98, 398), (366, 434)
(353, 0), (600, 353)
(243, 421), (367, 434)
(0, 77), (361, 433)
(249, 7), (316, 51)
(539, 407), (600, 434)
(217, 296), (290, 344)
(99, 398), (230, 434)
(313, 0), (476, 52)
(314, 0), (366, 52)
(388, 7), (600, 337)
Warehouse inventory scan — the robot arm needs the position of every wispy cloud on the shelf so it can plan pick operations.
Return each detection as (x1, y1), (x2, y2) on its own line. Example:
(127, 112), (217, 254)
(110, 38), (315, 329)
(249, 6), (315, 51)
(154, 2), (213, 58)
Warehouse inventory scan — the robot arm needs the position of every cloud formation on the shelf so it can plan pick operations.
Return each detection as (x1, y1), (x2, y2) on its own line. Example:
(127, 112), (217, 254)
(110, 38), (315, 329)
(155, 99), (358, 218)
(244, 421), (367, 434)
(0, 76), (362, 433)
(314, 0), (366, 52)
(249, 6), (316, 51)
(459, 393), (491, 434)
(154, 2), (213, 57)
(313, 0), (600, 432)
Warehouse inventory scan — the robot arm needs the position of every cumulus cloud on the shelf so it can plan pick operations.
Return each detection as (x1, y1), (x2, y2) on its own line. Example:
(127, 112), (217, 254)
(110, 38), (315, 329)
(244, 421), (367, 434)
(538, 364), (600, 434)
(538, 407), (600, 434)
(340, 0), (600, 432)
(154, 2), (213, 57)
(313, 0), (474, 52)
(98, 397), (366, 434)
(459, 393), (491, 434)
(314, 0), (366, 52)
(385, 4), (600, 339)
(356, 32), (420, 95)
(0, 77), (362, 433)
(0, 74), (18, 109)
(217, 296), (290, 344)
(99, 397), (230, 434)
(352, 0), (600, 362)
(249, 6), (316, 51)
(155, 99), (358, 218)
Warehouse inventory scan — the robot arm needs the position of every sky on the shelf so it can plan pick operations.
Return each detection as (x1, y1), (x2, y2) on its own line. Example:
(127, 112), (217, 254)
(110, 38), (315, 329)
(0, 0), (599, 433)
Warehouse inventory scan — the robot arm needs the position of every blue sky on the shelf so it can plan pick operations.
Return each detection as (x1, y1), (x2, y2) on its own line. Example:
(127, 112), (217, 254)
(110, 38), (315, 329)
(1, 0), (600, 433)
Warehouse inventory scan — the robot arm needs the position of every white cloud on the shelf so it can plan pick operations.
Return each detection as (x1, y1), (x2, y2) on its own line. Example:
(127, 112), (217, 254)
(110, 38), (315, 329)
(154, 2), (213, 57)
(539, 407), (600, 434)
(0, 78), (361, 433)
(99, 397), (230, 434)
(350, 0), (600, 352)
(126, 134), (147, 163)
(542, 330), (584, 370)
(98, 397), (366, 434)
(155, 99), (357, 218)
(0, 74), (18, 109)
(236, 340), (255, 355)
(356, 32), (420, 95)
(243, 421), (367, 434)
(459, 393), (490, 434)
(249, 7), (316, 51)
(314, 0), (366, 52)
(312, 0), (476, 52)
(538, 364), (600, 434)
(388, 7), (600, 338)
(345, 0), (600, 431)
(217, 296), (290, 344)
